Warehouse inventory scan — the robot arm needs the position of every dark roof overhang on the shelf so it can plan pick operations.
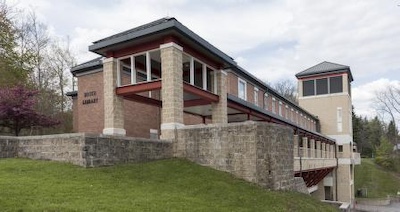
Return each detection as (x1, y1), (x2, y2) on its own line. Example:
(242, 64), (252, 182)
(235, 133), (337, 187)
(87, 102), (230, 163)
(71, 57), (103, 76)
(295, 61), (354, 82)
(88, 17), (236, 70)
(66, 91), (78, 97)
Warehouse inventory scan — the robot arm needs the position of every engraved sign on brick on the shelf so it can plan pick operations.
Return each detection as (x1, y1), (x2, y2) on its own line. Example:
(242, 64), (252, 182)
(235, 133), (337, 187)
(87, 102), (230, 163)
(82, 91), (98, 105)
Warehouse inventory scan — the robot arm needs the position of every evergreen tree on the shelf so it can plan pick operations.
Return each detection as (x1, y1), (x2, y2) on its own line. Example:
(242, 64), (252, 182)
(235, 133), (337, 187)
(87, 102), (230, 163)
(387, 120), (399, 145)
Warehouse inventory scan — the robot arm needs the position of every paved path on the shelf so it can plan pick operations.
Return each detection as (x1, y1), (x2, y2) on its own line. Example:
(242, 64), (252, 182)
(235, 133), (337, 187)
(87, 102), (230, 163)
(355, 203), (400, 212)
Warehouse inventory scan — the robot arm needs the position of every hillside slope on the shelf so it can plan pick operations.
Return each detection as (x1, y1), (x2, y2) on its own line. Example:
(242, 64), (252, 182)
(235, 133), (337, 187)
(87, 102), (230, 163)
(0, 158), (336, 211)
(355, 158), (400, 198)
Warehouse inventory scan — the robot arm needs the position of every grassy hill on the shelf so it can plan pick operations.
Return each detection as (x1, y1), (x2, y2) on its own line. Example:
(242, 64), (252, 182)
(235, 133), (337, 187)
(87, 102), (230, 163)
(0, 158), (336, 212)
(355, 158), (400, 198)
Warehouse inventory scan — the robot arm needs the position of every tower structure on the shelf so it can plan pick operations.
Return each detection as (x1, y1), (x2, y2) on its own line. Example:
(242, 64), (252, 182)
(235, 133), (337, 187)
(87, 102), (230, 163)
(296, 61), (357, 203)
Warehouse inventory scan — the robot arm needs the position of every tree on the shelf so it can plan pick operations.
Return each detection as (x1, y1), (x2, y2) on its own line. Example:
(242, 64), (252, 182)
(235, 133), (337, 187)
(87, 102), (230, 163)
(387, 120), (399, 145)
(47, 39), (76, 112)
(272, 79), (298, 104)
(375, 137), (395, 170)
(374, 84), (400, 124)
(0, 1), (30, 86)
(0, 86), (59, 136)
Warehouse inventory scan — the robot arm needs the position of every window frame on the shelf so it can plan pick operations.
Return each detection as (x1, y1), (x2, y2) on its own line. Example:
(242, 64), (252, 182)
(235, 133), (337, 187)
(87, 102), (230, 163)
(238, 78), (247, 100)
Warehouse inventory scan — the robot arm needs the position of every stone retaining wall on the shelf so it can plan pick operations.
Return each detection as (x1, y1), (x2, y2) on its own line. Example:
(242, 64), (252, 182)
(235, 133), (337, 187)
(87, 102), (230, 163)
(175, 121), (295, 191)
(0, 133), (172, 167)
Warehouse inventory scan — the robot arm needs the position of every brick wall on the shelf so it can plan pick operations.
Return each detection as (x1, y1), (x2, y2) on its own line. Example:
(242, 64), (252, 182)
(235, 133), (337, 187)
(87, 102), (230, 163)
(175, 121), (295, 191)
(77, 71), (104, 133)
(0, 134), (172, 167)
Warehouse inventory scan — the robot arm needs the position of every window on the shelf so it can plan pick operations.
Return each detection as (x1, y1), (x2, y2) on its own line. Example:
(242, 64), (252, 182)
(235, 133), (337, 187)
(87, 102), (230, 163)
(264, 93), (269, 110)
(285, 105), (289, 119)
(302, 75), (344, 97)
(316, 78), (328, 95)
(303, 80), (315, 96)
(278, 101), (283, 116)
(291, 108), (294, 121)
(272, 98), (276, 113)
(300, 114), (304, 127)
(330, 76), (343, 93)
(194, 60), (203, 88)
(238, 78), (247, 100)
(254, 87), (259, 106)
(296, 111), (299, 124)
(338, 145), (343, 152)
(337, 107), (343, 132)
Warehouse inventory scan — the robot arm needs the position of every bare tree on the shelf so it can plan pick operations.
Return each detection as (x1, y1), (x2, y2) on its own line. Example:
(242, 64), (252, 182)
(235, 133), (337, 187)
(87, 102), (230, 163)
(47, 38), (76, 112)
(272, 79), (298, 104)
(374, 84), (400, 124)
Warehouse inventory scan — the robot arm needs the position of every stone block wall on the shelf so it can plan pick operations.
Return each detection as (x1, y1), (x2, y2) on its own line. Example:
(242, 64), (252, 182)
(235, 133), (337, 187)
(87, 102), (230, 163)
(175, 121), (295, 191)
(18, 134), (86, 166)
(0, 136), (18, 158)
(0, 133), (172, 167)
(83, 134), (172, 167)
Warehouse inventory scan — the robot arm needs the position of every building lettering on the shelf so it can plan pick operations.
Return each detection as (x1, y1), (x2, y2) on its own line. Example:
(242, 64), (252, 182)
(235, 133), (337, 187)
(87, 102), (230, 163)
(82, 91), (98, 105)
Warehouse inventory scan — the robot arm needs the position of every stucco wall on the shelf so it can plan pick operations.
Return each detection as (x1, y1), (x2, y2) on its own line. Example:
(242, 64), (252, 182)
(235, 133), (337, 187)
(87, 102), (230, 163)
(175, 121), (295, 190)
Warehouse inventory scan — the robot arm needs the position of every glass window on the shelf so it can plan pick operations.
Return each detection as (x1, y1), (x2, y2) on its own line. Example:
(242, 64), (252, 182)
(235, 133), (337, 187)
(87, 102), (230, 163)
(285, 105), (289, 119)
(254, 88), (259, 106)
(264, 94), (269, 110)
(303, 80), (315, 96)
(194, 60), (203, 88)
(279, 101), (282, 116)
(330, 76), (343, 93)
(316, 78), (328, 95)
(182, 54), (191, 83)
(238, 79), (247, 100)
(272, 98), (276, 113)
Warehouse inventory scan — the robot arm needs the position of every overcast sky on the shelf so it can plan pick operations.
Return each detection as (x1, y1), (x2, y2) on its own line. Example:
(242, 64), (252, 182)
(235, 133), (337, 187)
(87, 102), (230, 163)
(10, 0), (400, 120)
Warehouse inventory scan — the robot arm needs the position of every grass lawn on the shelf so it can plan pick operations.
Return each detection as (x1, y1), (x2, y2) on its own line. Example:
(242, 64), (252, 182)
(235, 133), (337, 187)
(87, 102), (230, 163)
(355, 158), (400, 198)
(0, 158), (336, 212)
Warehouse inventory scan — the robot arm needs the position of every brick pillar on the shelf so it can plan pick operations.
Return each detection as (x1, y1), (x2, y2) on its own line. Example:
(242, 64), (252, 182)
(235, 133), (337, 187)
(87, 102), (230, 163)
(316, 140), (321, 158)
(302, 137), (308, 157)
(310, 139), (315, 158)
(212, 70), (227, 123)
(102, 57), (126, 136)
(160, 42), (184, 140)
(293, 135), (299, 157)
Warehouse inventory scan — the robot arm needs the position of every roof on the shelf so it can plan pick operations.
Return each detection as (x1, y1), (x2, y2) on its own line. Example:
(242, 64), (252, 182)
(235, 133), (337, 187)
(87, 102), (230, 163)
(88, 17), (236, 67)
(295, 61), (354, 82)
(70, 17), (320, 121)
(71, 57), (103, 76)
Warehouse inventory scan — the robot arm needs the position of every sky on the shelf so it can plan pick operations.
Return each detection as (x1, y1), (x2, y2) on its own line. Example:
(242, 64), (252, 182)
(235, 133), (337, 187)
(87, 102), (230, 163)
(9, 0), (400, 120)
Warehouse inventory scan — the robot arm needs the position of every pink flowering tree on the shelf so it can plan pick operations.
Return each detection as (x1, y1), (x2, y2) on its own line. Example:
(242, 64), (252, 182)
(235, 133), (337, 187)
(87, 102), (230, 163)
(0, 86), (60, 136)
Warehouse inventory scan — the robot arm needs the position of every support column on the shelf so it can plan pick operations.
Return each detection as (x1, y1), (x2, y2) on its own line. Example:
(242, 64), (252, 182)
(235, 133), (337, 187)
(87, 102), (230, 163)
(316, 140), (321, 158)
(322, 142), (326, 158)
(102, 57), (126, 136)
(160, 42), (184, 140)
(293, 135), (299, 157)
(310, 139), (315, 158)
(212, 70), (227, 123)
(302, 137), (308, 157)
